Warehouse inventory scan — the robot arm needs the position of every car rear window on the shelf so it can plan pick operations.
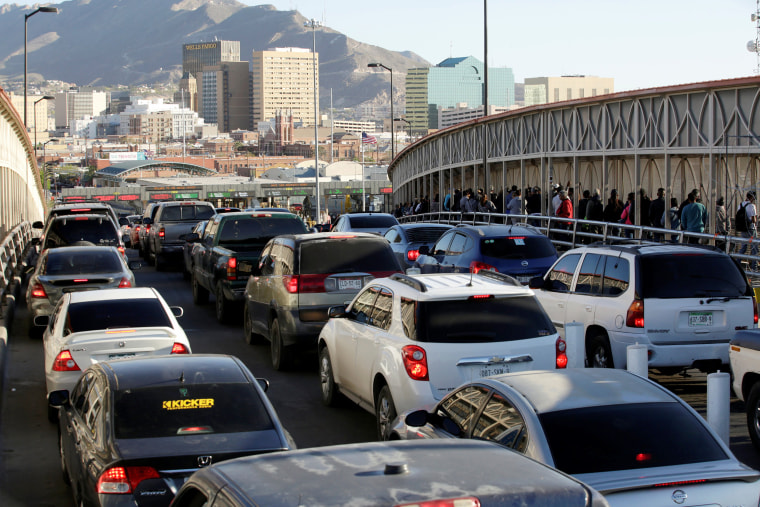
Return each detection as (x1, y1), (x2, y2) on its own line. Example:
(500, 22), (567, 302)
(299, 238), (401, 274)
(480, 236), (557, 259)
(539, 402), (727, 474)
(348, 215), (398, 228)
(113, 384), (274, 439)
(640, 254), (748, 298)
(66, 298), (172, 332)
(45, 250), (122, 275)
(414, 296), (556, 343)
(405, 227), (450, 244)
(160, 205), (215, 221)
(218, 217), (307, 245)
(45, 218), (119, 248)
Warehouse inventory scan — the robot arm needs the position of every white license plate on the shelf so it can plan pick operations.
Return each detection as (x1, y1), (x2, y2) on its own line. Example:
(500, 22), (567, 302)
(516, 275), (531, 284)
(689, 312), (713, 326)
(478, 365), (509, 377)
(108, 353), (136, 360)
(338, 278), (362, 290)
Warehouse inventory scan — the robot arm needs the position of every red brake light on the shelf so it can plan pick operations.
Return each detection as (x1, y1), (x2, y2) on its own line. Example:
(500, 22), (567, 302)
(118, 277), (132, 288)
(507, 236), (526, 240)
(97, 466), (160, 494)
(117, 246), (126, 256)
(556, 337), (568, 369)
(146, 224), (151, 231)
(299, 274), (329, 293)
(407, 249), (420, 262)
(402, 345), (429, 381)
(158, 227), (165, 238)
(754, 295), (758, 325)
(635, 453), (652, 462)
(227, 257), (237, 281)
(468, 294), (493, 300)
(70, 208), (91, 212)
(653, 479), (707, 488)
(626, 298), (645, 328)
(74, 217), (89, 221)
(171, 343), (189, 354)
(73, 279), (89, 283)
(283, 275), (299, 293)
(395, 498), (480, 507)
(52, 350), (80, 372)
(31, 283), (47, 298)
(135, 225), (140, 232)
(469, 261), (495, 274)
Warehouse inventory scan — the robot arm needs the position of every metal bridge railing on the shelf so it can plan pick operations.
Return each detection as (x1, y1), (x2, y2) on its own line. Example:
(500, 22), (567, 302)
(0, 222), (33, 308)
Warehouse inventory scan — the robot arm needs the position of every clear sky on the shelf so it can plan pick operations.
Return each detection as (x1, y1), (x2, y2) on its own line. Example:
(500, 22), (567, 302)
(4, 0), (759, 92)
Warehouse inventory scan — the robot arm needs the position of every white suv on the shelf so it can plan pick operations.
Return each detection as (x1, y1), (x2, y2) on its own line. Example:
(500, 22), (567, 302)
(530, 243), (757, 372)
(318, 271), (564, 438)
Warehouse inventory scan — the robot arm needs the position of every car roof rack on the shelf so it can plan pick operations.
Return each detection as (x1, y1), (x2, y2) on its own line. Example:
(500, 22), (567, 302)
(389, 273), (427, 292)
(586, 241), (723, 255)
(476, 270), (522, 287)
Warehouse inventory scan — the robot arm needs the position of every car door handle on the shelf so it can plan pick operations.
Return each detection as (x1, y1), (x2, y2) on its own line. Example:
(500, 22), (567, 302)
(558, 303), (564, 308)
(585, 305), (592, 312)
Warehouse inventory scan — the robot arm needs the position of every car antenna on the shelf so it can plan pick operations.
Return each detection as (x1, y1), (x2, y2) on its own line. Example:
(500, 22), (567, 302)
(179, 371), (185, 383)
(467, 266), (474, 287)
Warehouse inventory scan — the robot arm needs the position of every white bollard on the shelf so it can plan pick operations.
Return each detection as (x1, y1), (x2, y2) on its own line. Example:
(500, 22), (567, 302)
(564, 322), (585, 368)
(626, 344), (648, 378)
(707, 371), (731, 445)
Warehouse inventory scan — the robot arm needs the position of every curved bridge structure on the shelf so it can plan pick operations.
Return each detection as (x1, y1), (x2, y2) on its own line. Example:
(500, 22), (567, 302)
(95, 160), (218, 183)
(389, 76), (760, 229)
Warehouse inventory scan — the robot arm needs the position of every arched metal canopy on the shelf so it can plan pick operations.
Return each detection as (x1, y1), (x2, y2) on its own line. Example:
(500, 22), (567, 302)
(96, 160), (217, 181)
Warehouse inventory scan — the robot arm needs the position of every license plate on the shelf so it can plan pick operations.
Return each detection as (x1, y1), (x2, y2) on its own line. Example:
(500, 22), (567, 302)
(516, 275), (531, 284)
(338, 278), (362, 290)
(108, 353), (136, 360)
(238, 263), (252, 274)
(479, 365), (509, 377)
(689, 312), (713, 326)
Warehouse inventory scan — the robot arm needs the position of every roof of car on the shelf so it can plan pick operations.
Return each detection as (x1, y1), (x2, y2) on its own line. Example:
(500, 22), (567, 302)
(487, 368), (676, 413)
(68, 287), (159, 303)
(392, 223), (453, 230)
(454, 224), (545, 237)
(193, 439), (593, 505)
(578, 242), (725, 256)
(286, 231), (386, 242)
(213, 211), (299, 221)
(99, 354), (250, 390)
(377, 272), (528, 297)
(48, 213), (117, 222)
(45, 245), (121, 257)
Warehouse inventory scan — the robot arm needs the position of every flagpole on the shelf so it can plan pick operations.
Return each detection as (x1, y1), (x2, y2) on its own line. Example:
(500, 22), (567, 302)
(362, 140), (365, 212)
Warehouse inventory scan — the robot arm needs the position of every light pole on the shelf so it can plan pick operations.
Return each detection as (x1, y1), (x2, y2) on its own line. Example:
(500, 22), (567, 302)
(24, 6), (57, 128)
(368, 63), (394, 161)
(395, 118), (411, 145)
(33, 95), (54, 151)
(42, 138), (56, 201)
(305, 18), (322, 225)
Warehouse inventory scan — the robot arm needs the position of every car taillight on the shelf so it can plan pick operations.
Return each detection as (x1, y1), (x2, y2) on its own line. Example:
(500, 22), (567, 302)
(402, 345), (429, 381)
(146, 224), (151, 232)
(52, 350), (80, 372)
(283, 275), (299, 294)
(31, 282), (47, 298)
(469, 261), (496, 274)
(626, 298), (645, 328)
(556, 337), (568, 369)
(227, 257), (237, 281)
(117, 246), (126, 256)
(395, 497), (480, 507)
(407, 249), (420, 262)
(135, 225), (140, 232)
(158, 227), (165, 239)
(97, 466), (160, 494)
(754, 295), (758, 325)
(118, 277), (132, 288)
(299, 274), (329, 293)
(171, 343), (189, 354)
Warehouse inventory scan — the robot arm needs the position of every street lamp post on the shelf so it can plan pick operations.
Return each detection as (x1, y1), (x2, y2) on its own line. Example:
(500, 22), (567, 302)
(368, 63), (394, 161)
(33, 95), (54, 151)
(395, 118), (412, 144)
(42, 138), (56, 201)
(24, 6), (57, 128)
(305, 18), (322, 225)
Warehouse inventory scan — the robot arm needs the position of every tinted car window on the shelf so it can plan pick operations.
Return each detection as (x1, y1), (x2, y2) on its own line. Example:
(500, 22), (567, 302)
(640, 253), (748, 298)
(161, 205), (215, 221)
(45, 250), (122, 275)
(348, 215), (398, 228)
(473, 393), (527, 449)
(416, 296), (556, 343)
(575, 253), (603, 294)
(480, 236), (556, 259)
(45, 219), (119, 248)
(547, 253), (581, 292)
(447, 233), (468, 255)
(351, 288), (378, 324)
(432, 232), (455, 255)
(299, 239), (400, 274)
(370, 288), (393, 331)
(401, 297), (416, 339)
(113, 384), (274, 439)
(539, 402), (728, 475)
(602, 255), (629, 295)
(66, 299), (172, 332)
(440, 386), (489, 435)
(219, 218), (307, 246)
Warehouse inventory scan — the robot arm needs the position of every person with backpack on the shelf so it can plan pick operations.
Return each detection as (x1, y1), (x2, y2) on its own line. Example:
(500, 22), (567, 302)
(738, 191), (758, 270)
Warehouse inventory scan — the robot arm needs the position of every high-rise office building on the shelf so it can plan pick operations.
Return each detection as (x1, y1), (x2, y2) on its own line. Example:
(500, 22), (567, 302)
(251, 47), (318, 126)
(182, 40), (240, 113)
(54, 88), (108, 129)
(523, 76), (614, 106)
(406, 56), (515, 132)
(201, 61), (251, 133)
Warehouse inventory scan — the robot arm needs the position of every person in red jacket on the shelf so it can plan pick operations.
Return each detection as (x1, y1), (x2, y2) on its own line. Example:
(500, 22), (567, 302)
(556, 189), (573, 228)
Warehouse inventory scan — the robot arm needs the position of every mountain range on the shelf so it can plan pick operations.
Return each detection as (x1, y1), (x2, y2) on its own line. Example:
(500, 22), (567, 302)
(0, 0), (430, 108)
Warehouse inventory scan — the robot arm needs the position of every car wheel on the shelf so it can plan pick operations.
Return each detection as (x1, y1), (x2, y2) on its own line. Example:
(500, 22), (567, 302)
(747, 383), (760, 452)
(28, 315), (42, 339)
(215, 283), (230, 323)
(59, 431), (70, 485)
(375, 385), (397, 440)
(243, 304), (262, 345)
(319, 347), (341, 407)
(587, 332), (614, 368)
(154, 252), (163, 271)
(47, 403), (58, 424)
(270, 318), (291, 371)
(192, 274), (208, 305)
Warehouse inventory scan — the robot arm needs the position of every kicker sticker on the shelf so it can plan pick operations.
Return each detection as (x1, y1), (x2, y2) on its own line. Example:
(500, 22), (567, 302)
(162, 399), (214, 410)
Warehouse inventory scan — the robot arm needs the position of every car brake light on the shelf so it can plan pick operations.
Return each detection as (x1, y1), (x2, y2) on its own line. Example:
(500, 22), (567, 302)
(171, 343), (189, 354)
(407, 249), (420, 261)
(468, 294), (493, 300)
(118, 277), (132, 288)
(97, 466), (160, 494)
(146, 224), (151, 232)
(73, 279), (89, 283)
(395, 497), (481, 507)
(227, 257), (237, 281)
(117, 246), (126, 256)
(283, 275), (299, 294)
(70, 208), (91, 212)
(754, 295), (758, 325)
(299, 274), (328, 293)
(135, 225), (140, 232)
(556, 337), (568, 369)
(158, 227), (165, 239)
(74, 217), (89, 221)
(653, 479), (708, 488)
(52, 350), (80, 372)
(31, 283), (47, 298)
(626, 298), (645, 328)
(635, 452), (652, 462)
(402, 345), (429, 381)
(469, 261), (496, 274)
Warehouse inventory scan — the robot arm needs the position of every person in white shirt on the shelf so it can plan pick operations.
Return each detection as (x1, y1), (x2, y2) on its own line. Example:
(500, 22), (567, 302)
(739, 191), (758, 270)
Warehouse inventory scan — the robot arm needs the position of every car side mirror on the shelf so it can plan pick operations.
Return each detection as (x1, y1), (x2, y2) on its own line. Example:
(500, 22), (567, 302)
(119, 217), (129, 226)
(528, 276), (546, 289)
(33, 221), (44, 229)
(418, 245), (430, 256)
(128, 261), (142, 270)
(256, 378), (270, 392)
(142, 217), (152, 225)
(31, 237), (40, 246)
(328, 305), (348, 318)
(171, 306), (184, 318)
(48, 390), (70, 407)
(34, 315), (50, 327)
(404, 409), (430, 427)
(185, 233), (200, 242)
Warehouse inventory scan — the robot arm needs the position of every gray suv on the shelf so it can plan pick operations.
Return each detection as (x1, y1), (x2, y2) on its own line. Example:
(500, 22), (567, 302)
(244, 232), (402, 370)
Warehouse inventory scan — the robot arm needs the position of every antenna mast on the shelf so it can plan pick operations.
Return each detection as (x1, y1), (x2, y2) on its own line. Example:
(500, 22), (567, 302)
(748, 0), (760, 74)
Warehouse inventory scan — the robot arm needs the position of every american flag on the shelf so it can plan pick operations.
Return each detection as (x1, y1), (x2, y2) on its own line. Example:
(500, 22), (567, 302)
(362, 132), (377, 144)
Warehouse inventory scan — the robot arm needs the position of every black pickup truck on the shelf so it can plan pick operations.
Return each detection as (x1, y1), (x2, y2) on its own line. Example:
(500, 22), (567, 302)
(187, 211), (308, 322)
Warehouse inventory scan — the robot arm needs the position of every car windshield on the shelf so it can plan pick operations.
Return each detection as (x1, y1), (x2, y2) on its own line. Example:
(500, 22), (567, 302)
(66, 298), (172, 332)
(113, 384), (274, 439)
(160, 205), (215, 221)
(538, 402), (728, 475)
(300, 239), (401, 274)
(45, 250), (122, 275)
(218, 217), (307, 245)
(640, 253), (748, 298)
(348, 215), (398, 228)
(414, 296), (556, 343)
(45, 219), (119, 247)
(480, 236), (557, 259)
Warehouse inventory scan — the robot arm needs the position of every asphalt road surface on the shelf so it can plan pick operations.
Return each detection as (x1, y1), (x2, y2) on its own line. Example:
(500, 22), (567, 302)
(0, 250), (758, 506)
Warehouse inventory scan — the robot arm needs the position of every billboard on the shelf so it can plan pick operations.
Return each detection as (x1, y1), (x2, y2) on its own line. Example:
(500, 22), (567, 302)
(109, 152), (147, 162)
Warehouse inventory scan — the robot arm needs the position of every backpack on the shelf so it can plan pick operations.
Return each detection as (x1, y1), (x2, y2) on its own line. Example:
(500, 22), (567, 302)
(736, 202), (749, 232)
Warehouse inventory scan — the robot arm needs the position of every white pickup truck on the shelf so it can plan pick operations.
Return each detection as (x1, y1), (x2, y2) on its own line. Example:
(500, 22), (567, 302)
(730, 329), (760, 452)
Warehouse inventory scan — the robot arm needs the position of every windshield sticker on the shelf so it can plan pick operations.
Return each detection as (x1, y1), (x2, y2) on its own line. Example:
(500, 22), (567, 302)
(162, 398), (214, 410)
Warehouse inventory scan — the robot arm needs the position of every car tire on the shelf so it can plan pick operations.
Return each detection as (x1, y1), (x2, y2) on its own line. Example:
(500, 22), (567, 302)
(47, 403), (58, 424)
(59, 432), (70, 485)
(746, 383), (760, 452)
(28, 315), (42, 339)
(587, 332), (614, 368)
(192, 274), (208, 305)
(270, 318), (291, 371)
(319, 347), (341, 407)
(154, 252), (164, 271)
(375, 385), (397, 440)
(215, 283), (230, 323)
(243, 304), (262, 345)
